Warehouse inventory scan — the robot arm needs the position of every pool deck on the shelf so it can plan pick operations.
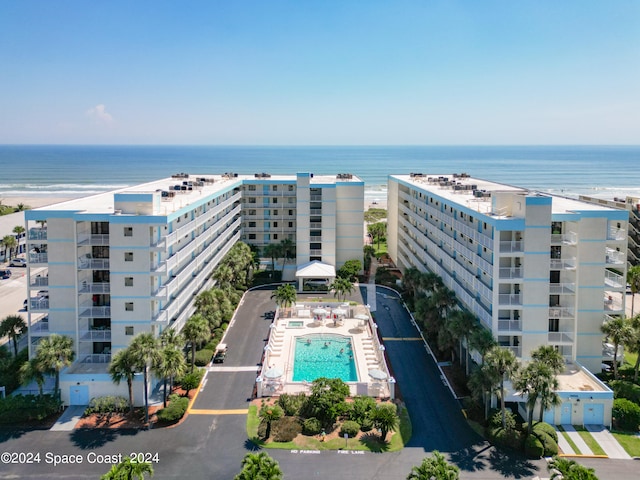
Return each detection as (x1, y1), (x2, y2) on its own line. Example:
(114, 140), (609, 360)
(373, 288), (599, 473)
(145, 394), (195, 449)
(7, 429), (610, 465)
(258, 303), (393, 399)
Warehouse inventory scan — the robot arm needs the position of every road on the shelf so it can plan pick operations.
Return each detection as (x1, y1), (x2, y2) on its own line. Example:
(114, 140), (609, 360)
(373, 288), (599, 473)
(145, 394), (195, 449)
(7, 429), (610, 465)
(0, 285), (634, 479)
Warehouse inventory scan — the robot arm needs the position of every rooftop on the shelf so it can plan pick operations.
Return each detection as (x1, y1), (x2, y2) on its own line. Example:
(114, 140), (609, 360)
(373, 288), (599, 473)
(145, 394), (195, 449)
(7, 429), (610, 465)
(556, 363), (609, 393)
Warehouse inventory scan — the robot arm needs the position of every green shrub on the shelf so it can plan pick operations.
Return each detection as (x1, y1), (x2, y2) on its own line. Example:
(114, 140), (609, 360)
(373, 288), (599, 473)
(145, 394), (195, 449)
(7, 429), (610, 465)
(0, 394), (62, 424)
(522, 421), (558, 443)
(84, 396), (129, 415)
(613, 398), (640, 431)
(340, 420), (360, 437)
(203, 339), (220, 352)
(156, 395), (189, 423)
(177, 369), (204, 394)
(257, 420), (267, 438)
(302, 417), (322, 436)
(277, 393), (307, 417)
(489, 410), (517, 431)
(194, 349), (213, 366)
(360, 418), (374, 432)
(487, 427), (525, 451)
(272, 416), (302, 442)
(532, 430), (558, 456)
(610, 380), (640, 404)
(524, 434), (544, 458)
(349, 395), (376, 424)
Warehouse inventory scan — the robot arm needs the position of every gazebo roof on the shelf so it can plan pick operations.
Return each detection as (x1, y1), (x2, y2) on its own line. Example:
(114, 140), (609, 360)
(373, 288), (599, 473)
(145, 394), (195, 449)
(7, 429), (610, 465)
(295, 260), (336, 278)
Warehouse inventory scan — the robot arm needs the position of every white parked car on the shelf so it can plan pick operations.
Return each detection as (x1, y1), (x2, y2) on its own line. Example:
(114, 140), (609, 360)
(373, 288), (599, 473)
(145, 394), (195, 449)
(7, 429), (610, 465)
(10, 258), (26, 267)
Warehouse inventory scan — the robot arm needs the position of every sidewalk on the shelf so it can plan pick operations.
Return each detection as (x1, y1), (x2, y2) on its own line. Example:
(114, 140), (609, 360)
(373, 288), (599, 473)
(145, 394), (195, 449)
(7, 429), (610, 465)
(585, 425), (631, 459)
(561, 425), (593, 455)
(49, 405), (85, 431)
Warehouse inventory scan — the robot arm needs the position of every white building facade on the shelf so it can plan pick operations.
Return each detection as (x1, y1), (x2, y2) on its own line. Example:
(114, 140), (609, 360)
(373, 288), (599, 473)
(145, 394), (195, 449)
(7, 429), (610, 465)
(24, 172), (363, 405)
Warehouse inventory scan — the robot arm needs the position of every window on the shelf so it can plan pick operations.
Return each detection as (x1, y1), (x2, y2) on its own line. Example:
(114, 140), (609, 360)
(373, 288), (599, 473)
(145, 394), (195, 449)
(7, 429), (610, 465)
(125, 302), (134, 311)
(273, 210), (278, 216)
(125, 277), (133, 287)
(125, 252), (133, 262)
(248, 185), (256, 191)
(272, 185), (278, 191)
(125, 326), (134, 336)
(272, 197), (278, 204)
(289, 209), (293, 216)
(249, 234), (256, 240)
(288, 185), (294, 191)
(124, 227), (133, 237)
(289, 222), (293, 228)
(274, 222), (278, 227)
(273, 234), (278, 239)
(248, 221), (256, 228)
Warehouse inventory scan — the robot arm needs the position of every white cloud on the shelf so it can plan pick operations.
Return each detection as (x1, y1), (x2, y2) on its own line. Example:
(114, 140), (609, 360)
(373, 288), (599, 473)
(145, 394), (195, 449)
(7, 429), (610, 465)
(86, 104), (114, 125)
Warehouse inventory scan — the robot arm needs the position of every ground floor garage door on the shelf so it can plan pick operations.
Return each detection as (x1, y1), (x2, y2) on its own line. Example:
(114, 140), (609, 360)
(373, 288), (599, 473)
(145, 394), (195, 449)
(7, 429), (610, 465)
(583, 403), (604, 425)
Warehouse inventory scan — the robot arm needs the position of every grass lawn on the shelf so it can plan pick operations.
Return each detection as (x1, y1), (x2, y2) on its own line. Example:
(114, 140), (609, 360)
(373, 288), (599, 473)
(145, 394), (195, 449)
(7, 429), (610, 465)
(373, 241), (388, 257)
(611, 430), (640, 457)
(573, 426), (606, 455)
(246, 403), (411, 452)
(557, 426), (581, 454)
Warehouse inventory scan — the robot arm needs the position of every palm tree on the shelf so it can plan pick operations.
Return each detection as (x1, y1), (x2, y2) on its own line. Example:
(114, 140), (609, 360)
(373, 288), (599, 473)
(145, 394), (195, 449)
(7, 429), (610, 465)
(531, 345), (565, 374)
(628, 314), (640, 382)
(19, 358), (45, 396)
(12, 225), (25, 253)
(536, 368), (561, 423)
(468, 326), (497, 365)
(468, 365), (499, 420)
(153, 345), (186, 407)
(484, 346), (519, 430)
(234, 452), (283, 480)
(448, 309), (478, 374)
(329, 277), (355, 302)
(130, 333), (161, 425)
(407, 450), (460, 480)
(628, 265), (640, 317)
(368, 222), (387, 250)
(259, 404), (283, 439)
(601, 316), (634, 380)
(263, 243), (281, 274)
(514, 362), (556, 434)
(370, 402), (399, 442)
(279, 238), (295, 271)
(182, 314), (211, 372)
(1, 234), (17, 261)
(108, 348), (138, 414)
(213, 264), (234, 289)
(35, 334), (75, 399)
(101, 456), (154, 480)
(159, 328), (184, 349)
(270, 284), (297, 310)
(402, 266), (423, 299)
(0, 314), (27, 356)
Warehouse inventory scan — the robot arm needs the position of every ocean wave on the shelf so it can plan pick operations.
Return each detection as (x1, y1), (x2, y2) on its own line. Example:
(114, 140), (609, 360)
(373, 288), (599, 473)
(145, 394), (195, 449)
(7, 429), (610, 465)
(0, 183), (130, 191)
(0, 190), (114, 196)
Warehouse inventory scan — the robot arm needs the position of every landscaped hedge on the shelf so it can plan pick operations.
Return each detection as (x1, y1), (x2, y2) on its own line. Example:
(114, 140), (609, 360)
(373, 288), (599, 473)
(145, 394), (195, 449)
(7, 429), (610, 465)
(302, 417), (322, 435)
(277, 393), (307, 417)
(156, 394), (189, 423)
(0, 394), (62, 424)
(340, 420), (360, 437)
(272, 416), (302, 442)
(84, 396), (129, 415)
(524, 434), (544, 458)
(613, 398), (640, 431)
(610, 380), (640, 405)
(194, 349), (213, 366)
(522, 421), (558, 443)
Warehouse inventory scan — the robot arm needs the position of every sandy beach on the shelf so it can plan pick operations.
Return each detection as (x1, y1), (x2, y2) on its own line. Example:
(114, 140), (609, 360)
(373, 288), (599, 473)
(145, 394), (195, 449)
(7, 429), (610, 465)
(1, 195), (83, 210)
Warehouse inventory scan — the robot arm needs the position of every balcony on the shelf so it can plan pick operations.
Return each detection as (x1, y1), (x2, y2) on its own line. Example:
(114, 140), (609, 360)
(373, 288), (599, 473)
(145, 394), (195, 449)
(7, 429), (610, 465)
(80, 354), (111, 364)
(151, 285), (168, 301)
(310, 249), (322, 256)
(309, 235), (322, 242)
(549, 283), (576, 295)
(499, 241), (523, 253)
(604, 296), (623, 312)
(77, 233), (110, 246)
(78, 281), (110, 294)
(80, 329), (112, 341)
(548, 331), (574, 344)
(29, 252), (48, 264)
(551, 232), (577, 245)
(604, 270), (625, 288)
(152, 310), (169, 324)
(310, 208), (322, 215)
(499, 267), (523, 279)
(497, 319), (522, 332)
(78, 257), (110, 270)
(30, 274), (49, 287)
(605, 249), (625, 265)
(30, 321), (49, 335)
(29, 297), (49, 310)
(28, 228), (47, 240)
(498, 294), (522, 306)
(550, 258), (576, 270)
(503, 345), (522, 357)
(549, 307), (575, 319)
(608, 226), (627, 241)
(78, 306), (111, 318)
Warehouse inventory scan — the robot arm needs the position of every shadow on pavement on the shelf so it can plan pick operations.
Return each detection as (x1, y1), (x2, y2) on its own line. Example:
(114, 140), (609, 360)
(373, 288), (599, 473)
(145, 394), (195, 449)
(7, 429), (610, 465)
(0, 427), (32, 443)
(448, 444), (491, 473)
(487, 449), (541, 479)
(70, 428), (139, 449)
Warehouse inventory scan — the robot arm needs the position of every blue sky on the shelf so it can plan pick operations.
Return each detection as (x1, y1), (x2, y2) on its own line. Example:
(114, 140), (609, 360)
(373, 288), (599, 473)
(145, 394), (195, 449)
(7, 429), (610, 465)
(1, 1), (638, 145)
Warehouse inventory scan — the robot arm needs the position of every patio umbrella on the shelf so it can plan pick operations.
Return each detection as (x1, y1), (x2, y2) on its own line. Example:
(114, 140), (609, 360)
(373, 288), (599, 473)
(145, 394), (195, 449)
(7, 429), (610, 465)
(264, 367), (284, 379)
(333, 308), (347, 316)
(368, 368), (388, 380)
(313, 308), (328, 315)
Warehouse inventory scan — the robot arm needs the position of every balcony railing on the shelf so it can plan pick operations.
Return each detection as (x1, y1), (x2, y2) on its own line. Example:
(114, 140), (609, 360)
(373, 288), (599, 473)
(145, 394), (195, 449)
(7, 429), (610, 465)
(309, 249), (322, 256)
(499, 241), (523, 253)
(608, 226), (627, 241)
(30, 275), (49, 287)
(30, 321), (49, 334)
(498, 294), (522, 305)
(499, 267), (522, 279)
(605, 270), (625, 288)
(497, 319), (522, 332)
(78, 281), (110, 294)
(549, 283), (576, 294)
(309, 222), (322, 228)
(78, 306), (111, 318)
(551, 232), (577, 245)
(80, 329), (112, 341)
(502, 345), (522, 357)
(605, 249), (625, 265)
(77, 233), (110, 246)
(548, 331), (574, 344)
(549, 307), (575, 319)
(310, 208), (322, 215)
(309, 235), (322, 242)
(80, 354), (111, 364)
(29, 253), (48, 264)
(78, 258), (110, 270)
(604, 297), (623, 312)
(29, 298), (49, 310)
(550, 258), (576, 270)
(28, 228), (47, 240)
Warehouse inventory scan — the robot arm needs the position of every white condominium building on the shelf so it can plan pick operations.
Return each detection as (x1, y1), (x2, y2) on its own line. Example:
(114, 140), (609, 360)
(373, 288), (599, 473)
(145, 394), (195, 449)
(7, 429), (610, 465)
(388, 173), (628, 374)
(24, 172), (363, 405)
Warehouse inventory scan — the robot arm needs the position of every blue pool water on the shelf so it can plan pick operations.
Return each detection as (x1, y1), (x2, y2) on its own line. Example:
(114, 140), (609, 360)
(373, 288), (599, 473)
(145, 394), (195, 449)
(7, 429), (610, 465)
(292, 334), (357, 382)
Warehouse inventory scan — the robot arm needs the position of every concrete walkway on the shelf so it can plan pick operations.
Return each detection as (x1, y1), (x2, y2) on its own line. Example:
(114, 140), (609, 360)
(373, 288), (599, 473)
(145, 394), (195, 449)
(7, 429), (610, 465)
(49, 405), (85, 431)
(585, 424), (632, 459)
(561, 425), (593, 455)
(556, 427), (575, 454)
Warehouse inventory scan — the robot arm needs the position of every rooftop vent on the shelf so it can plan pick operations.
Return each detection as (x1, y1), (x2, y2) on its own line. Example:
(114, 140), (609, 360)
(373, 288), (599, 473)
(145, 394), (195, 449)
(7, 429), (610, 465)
(336, 173), (353, 179)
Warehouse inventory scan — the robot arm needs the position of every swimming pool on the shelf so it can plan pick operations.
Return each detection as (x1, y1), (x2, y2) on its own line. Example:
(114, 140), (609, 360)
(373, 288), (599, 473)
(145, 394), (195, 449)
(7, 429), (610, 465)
(292, 334), (358, 382)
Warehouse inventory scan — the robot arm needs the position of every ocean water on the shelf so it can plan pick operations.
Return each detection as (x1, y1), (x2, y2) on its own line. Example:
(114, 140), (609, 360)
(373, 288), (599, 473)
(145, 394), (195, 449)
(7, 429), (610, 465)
(0, 145), (638, 202)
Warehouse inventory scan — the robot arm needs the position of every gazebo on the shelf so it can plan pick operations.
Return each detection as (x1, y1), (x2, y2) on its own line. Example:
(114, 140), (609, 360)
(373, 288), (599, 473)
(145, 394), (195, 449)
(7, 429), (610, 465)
(294, 260), (336, 292)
